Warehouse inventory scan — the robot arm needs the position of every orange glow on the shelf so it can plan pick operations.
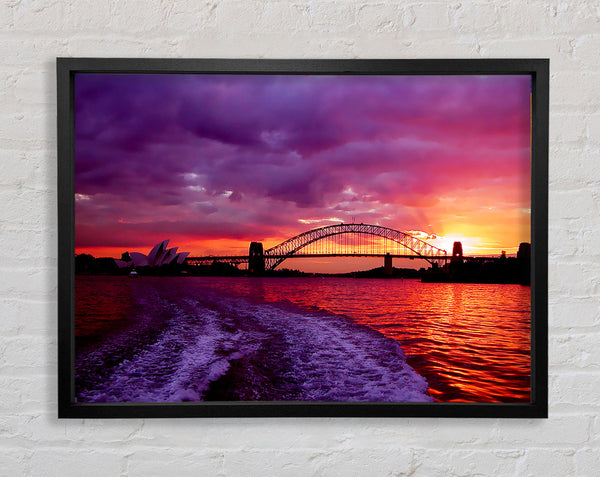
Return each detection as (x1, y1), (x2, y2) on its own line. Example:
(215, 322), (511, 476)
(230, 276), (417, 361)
(191, 277), (531, 402)
(76, 246), (130, 258)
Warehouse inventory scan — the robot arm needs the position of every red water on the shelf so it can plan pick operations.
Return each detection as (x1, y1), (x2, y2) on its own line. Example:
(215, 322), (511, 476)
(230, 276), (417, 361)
(192, 277), (531, 402)
(75, 276), (531, 403)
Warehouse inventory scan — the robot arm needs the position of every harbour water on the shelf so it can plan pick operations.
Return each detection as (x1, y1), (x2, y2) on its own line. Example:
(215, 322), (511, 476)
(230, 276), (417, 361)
(75, 276), (530, 403)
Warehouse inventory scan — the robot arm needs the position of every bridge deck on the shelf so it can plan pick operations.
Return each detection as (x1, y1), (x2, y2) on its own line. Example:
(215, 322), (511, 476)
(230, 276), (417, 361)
(187, 253), (500, 263)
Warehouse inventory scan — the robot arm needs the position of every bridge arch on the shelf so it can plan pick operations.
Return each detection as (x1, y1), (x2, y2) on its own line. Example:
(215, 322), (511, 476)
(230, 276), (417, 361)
(264, 223), (447, 270)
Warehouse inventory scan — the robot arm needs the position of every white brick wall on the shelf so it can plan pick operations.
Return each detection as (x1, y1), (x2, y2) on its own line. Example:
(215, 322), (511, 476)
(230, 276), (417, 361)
(1, 1), (598, 475)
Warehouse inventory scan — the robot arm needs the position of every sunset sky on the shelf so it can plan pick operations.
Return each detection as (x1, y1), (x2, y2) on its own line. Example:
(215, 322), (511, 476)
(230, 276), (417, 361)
(75, 73), (531, 272)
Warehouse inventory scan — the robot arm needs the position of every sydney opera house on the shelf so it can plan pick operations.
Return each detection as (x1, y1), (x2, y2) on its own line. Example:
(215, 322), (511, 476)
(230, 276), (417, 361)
(114, 240), (189, 269)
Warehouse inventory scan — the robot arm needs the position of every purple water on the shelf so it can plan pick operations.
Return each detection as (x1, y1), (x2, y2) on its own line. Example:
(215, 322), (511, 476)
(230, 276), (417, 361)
(75, 276), (530, 403)
(75, 276), (432, 402)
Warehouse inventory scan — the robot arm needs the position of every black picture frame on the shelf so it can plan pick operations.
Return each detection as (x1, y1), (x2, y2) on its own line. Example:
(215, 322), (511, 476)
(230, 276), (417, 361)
(57, 58), (548, 418)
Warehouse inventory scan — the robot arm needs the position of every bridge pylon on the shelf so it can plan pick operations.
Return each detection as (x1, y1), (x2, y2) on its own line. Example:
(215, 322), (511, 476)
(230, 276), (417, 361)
(384, 253), (392, 276)
(248, 241), (265, 276)
(452, 241), (463, 264)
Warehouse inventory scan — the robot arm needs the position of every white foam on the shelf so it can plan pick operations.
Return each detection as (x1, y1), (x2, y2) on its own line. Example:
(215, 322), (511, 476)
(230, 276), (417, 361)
(228, 299), (432, 402)
(76, 287), (432, 403)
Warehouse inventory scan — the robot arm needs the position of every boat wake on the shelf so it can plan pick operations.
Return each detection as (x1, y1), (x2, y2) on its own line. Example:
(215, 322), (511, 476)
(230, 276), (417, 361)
(75, 283), (432, 403)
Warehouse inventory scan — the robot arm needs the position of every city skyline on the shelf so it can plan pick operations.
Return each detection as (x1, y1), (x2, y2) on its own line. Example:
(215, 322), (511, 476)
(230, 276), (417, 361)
(75, 73), (531, 272)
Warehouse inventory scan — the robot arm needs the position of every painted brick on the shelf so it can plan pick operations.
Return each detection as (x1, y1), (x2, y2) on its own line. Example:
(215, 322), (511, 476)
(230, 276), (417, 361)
(161, 3), (219, 32)
(127, 449), (224, 477)
(0, 449), (32, 477)
(2, 299), (55, 336)
(102, 1), (169, 33)
(356, 3), (403, 33)
(520, 449), (577, 476)
(63, 1), (117, 31)
(551, 332), (600, 369)
(549, 189), (599, 220)
(452, 2), (502, 34)
(542, 1), (600, 35)
(0, 37), (70, 67)
(381, 37), (482, 57)
(0, 108), (49, 146)
(0, 150), (40, 186)
(479, 36), (576, 72)
(0, 0), (599, 475)
(30, 450), (123, 477)
(548, 224), (584, 258)
(0, 0), (14, 27)
(548, 261), (600, 299)
(581, 224), (600, 257)
(549, 145), (600, 184)
(13, 68), (56, 105)
(11, 0), (66, 32)
(0, 335), (56, 375)
(572, 34), (600, 65)
(215, 1), (319, 34)
(413, 448), (523, 477)
(495, 415), (590, 445)
(409, 3), (454, 31)
(575, 447), (600, 476)
(0, 267), (56, 301)
(306, 2), (357, 33)
(552, 113), (587, 143)
(311, 448), (415, 476)
(495, 2), (550, 36)
(62, 419), (147, 444)
(551, 373), (600, 407)
(64, 36), (180, 58)
(1, 189), (56, 228)
(221, 448), (415, 477)
(0, 376), (47, 413)
(548, 296), (600, 328)
(1, 230), (55, 264)
(587, 113), (600, 144)
(592, 415), (600, 445)
(552, 70), (600, 107)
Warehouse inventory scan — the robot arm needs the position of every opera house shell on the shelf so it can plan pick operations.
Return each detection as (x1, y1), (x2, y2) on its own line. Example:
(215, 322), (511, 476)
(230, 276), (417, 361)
(114, 240), (189, 269)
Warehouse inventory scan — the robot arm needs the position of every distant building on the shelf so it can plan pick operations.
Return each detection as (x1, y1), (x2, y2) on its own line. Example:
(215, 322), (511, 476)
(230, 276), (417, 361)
(517, 242), (531, 260)
(114, 240), (189, 269)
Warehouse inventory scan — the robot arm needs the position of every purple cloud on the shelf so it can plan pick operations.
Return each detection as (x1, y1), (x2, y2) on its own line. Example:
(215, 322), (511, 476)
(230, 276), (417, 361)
(74, 73), (531, 255)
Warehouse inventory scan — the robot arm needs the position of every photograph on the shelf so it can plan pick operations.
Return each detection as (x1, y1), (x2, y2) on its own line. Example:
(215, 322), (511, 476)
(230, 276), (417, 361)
(73, 71), (533, 405)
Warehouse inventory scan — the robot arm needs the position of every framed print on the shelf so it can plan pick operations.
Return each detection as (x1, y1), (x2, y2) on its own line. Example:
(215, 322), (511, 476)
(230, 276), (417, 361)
(57, 58), (548, 418)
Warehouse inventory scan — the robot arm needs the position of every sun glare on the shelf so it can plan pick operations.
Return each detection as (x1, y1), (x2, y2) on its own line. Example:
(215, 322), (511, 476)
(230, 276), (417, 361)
(429, 234), (481, 256)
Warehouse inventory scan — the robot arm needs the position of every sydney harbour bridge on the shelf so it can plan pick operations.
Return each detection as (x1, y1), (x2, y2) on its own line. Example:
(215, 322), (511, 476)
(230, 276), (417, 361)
(186, 223), (451, 274)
